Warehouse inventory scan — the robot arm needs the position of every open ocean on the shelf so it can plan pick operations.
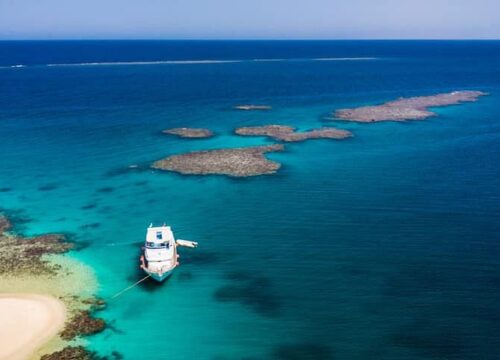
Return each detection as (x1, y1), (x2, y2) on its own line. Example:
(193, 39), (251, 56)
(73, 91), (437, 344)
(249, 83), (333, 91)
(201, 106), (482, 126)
(1, 40), (500, 360)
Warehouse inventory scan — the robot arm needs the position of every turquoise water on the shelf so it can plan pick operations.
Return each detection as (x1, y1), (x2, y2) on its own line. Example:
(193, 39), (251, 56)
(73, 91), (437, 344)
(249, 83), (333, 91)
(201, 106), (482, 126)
(1, 41), (500, 359)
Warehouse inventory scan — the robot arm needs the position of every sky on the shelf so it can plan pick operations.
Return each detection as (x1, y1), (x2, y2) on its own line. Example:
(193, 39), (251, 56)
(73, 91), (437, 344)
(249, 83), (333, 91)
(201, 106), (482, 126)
(0, 0), (499, 40)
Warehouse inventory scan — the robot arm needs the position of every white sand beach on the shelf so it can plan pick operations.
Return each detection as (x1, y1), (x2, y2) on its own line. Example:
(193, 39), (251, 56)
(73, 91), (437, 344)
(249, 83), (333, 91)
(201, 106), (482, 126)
(0, 294), (66, 360)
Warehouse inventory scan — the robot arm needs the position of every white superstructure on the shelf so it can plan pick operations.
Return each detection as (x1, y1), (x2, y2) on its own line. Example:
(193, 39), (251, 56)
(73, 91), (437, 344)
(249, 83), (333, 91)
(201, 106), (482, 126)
(140, 224), (198, 282)
(141, 225), (178, 282)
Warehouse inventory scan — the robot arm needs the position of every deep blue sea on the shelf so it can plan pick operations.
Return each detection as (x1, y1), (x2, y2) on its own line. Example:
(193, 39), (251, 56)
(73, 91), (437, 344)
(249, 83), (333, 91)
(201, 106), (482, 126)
(1, 41), (500, 360)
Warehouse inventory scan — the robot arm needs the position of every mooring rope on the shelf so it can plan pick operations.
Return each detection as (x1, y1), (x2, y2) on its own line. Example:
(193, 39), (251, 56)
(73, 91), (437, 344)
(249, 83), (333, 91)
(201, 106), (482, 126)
(110, 274), (151, 300)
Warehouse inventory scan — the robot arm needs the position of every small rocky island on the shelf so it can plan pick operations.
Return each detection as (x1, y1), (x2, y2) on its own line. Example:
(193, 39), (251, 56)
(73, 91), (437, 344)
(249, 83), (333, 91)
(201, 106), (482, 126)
(335, 90), (487, 122)
(152, 144), (284, 177)
(235, 125), (352, 142)
(163, 127), (214, 138)
(234, 105), (272, 111)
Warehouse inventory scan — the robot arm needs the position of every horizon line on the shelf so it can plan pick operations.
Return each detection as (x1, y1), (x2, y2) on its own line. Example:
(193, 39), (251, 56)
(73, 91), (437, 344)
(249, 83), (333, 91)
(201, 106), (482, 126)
(1, 38), (500, 42)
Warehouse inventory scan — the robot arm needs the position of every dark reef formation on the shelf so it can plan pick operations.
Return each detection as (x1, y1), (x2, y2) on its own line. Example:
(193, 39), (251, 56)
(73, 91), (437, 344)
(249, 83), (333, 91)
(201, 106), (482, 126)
(41, 308), (106, 359)
(0, 216), (11, 233)
(152, 144), (284, 177)
(41, 346), (94, 360)
(40, 346), (121, 360)
(235, 125), (352, 142)
(215, 271), (281, 317)
(335, 90), (487, 122)
(162, 127), (214, 138)
(60, 310), (106, 340)
(81, 297), (106, 310)
(272, 342), (333, 360)
(38, 184), (59, 192)
(0, 215), (73, 276)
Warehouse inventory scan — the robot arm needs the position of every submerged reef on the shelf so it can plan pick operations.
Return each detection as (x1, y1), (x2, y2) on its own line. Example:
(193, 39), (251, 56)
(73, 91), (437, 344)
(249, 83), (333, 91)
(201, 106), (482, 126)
(0, 216), (11, 232)
(40, 346), (94, 360)
(234, 105), (272, 111)
(272, 342), (334, 360)
(81, 297), (106, 309)
(215, 271), (281, 317)
(162, 127), (214, 138)
(152, 144), (284, 177)
(0, 216), (72, 276)
(60, 310), (106, 340)
(235, 125), (352, 142)
(40, 346), (120, 360)
(335, 90), (487, 122)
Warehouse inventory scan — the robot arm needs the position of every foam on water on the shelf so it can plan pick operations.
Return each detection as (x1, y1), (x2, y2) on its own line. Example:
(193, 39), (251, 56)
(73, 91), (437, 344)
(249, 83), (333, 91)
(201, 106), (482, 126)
(312, 57), (378, 61)
(46, 59), (243, 67)
(0, 57), (379, 69)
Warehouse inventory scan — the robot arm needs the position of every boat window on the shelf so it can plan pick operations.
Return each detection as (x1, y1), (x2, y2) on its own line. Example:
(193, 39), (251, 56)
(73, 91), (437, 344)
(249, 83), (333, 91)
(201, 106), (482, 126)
(146, 241), (170, 249)
(156, 231), (163, 240)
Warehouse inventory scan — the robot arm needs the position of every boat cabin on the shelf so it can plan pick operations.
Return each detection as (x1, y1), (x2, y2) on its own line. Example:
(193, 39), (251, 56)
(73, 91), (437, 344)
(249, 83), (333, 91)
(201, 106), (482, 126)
(144, 225), (176, 273)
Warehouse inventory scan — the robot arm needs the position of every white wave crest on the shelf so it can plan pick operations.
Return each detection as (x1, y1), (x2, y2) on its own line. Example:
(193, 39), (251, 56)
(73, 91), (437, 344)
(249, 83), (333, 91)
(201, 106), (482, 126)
(313, 57), (378, 61)
(252, 58), (286, 62)
(1, 57), (379, 69)
(0, 64), (26, 69)
(46, 60), (242, 67)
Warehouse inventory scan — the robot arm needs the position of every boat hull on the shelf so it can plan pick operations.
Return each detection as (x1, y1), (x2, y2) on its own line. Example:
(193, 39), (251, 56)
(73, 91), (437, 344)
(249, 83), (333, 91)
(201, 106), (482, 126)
(142, 265), (175, 282)
(148, 269), (174, 282)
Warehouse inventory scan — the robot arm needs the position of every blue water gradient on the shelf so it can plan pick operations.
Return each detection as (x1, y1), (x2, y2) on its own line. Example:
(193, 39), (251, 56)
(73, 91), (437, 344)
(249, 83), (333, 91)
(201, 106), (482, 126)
(1, 41), (500, 359)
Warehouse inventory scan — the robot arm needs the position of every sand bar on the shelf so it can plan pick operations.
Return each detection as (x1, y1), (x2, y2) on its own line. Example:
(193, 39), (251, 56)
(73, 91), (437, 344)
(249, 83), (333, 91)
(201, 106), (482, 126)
(335, 90), (487, 122)
(235, 125), (352, 142)
(0, 294), (66, 360)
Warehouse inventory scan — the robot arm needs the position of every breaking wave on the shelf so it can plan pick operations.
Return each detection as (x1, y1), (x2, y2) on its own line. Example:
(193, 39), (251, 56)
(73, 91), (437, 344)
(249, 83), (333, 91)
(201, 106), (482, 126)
(46, 60), (242, 67)
(313, 57), (378, 61)
(1, 57), (379, 69)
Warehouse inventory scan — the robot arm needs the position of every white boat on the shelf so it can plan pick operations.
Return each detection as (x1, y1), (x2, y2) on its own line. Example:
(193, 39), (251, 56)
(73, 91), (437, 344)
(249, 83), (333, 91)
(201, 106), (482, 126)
(140, 224), (197, 282)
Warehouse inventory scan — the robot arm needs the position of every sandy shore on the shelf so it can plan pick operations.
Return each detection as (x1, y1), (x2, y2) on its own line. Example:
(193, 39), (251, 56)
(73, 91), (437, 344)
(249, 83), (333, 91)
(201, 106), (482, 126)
(0, 294), (66, 360)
